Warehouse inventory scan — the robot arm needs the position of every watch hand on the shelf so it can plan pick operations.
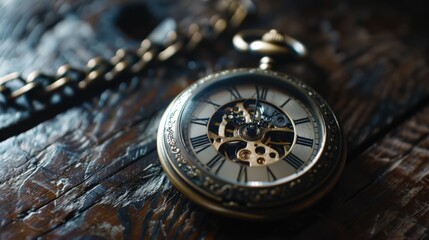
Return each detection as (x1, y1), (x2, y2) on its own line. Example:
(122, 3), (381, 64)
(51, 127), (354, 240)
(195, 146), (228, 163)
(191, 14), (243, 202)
(252, 97), (259, 123)
(264, 126), (294, 133)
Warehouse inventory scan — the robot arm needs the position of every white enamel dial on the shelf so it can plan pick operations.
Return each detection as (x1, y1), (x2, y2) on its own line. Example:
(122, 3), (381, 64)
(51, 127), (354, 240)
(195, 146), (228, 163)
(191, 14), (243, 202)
(182, 82), (322, 186)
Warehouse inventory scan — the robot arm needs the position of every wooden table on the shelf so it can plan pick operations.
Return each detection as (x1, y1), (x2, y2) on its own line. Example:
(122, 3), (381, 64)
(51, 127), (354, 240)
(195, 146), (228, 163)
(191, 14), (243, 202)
(1, 0), (428, 239)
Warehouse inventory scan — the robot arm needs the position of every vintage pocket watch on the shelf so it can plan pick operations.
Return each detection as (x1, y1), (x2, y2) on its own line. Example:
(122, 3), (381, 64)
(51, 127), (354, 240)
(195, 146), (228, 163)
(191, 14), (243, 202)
(157, 29), (346, 220)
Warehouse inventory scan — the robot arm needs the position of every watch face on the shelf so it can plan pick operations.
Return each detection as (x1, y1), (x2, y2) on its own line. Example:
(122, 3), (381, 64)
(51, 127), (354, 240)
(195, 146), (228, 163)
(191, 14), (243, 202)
(157, 69), (345, 219)
(183, 77), (321, 186)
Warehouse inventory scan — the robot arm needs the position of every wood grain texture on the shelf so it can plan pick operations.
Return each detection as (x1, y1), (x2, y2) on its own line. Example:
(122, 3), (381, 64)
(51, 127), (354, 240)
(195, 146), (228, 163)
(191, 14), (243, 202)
(0, 0), (428, 239)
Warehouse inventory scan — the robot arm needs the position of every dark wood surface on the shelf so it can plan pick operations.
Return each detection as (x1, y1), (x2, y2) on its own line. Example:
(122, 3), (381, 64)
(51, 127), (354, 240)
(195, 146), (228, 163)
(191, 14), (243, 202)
(1, 0), (428, 239)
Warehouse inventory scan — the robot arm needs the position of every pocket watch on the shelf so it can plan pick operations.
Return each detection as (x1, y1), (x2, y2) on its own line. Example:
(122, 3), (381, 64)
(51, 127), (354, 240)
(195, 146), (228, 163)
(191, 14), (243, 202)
(157, 29), (346, 220)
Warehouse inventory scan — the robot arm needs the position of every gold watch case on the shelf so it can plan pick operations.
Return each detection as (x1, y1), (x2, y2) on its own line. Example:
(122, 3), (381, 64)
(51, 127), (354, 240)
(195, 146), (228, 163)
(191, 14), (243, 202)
(157, 68), (346, 220)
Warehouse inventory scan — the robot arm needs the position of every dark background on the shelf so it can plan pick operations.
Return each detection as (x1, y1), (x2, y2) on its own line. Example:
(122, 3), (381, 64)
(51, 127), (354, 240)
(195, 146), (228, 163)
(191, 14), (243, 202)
(0, 0), (428, 239)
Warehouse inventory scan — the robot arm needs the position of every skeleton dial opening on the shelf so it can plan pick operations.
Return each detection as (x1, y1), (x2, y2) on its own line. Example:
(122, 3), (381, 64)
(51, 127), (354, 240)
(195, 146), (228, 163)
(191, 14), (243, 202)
(182, 81), (322, 186)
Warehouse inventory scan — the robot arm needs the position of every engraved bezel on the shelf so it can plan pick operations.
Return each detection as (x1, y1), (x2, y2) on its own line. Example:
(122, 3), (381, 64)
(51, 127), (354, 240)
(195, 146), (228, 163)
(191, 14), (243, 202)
(157, 68), (346, 219)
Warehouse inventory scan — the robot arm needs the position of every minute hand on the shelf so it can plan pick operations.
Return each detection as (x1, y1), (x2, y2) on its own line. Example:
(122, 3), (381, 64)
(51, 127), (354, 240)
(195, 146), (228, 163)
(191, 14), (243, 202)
(253, 87), (262, 123)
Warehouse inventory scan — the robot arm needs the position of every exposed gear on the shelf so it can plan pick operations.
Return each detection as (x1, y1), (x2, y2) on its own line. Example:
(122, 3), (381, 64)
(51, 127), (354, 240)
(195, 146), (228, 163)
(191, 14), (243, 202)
(223, 107), (246, 126)
(208, 99), (295, 167)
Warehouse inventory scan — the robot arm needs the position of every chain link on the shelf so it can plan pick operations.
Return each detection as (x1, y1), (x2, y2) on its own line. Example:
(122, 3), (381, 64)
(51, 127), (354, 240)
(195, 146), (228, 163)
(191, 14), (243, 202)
(0, 0), (249, 111)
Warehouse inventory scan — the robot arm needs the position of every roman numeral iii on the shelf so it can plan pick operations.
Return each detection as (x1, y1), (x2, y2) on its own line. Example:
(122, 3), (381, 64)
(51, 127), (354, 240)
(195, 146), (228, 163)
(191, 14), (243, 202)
(296, 136), (313, 147)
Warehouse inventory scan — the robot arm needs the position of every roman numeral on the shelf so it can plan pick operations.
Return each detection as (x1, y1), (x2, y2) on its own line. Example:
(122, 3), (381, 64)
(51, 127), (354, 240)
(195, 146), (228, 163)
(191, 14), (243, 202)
(294, 117), (310, 125)
(204, 99), (220, 109)
(207, 154), (225, 174)
(227, 87), (242, 99)
(267, 167), (277, 181)
(296, 136), (313, 148)
(190, 134), (211, 153)
(280, 98), (291, 108)
(237, 166), (248, 182)
(284, 153), (304, 169)
(190, 117), (209, 126)
(255, 85), (268, 100)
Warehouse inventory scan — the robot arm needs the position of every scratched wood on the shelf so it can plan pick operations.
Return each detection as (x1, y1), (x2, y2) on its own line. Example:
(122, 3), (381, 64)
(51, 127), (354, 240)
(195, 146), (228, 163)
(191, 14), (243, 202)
(0, 0), (428, 239)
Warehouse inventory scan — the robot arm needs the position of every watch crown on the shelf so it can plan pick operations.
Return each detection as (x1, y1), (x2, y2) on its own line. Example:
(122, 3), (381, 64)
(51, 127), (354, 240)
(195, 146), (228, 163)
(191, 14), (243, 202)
(262, 29), (286, 44)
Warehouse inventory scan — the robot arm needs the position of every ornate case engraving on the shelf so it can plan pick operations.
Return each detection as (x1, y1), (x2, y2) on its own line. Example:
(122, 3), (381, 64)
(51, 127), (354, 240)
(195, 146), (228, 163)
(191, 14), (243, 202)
(157, 69), (345, 220)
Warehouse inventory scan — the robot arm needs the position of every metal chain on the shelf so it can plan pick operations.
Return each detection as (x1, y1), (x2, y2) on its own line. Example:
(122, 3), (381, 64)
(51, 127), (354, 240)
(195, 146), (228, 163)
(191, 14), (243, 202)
(0, 0), (249, 111)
